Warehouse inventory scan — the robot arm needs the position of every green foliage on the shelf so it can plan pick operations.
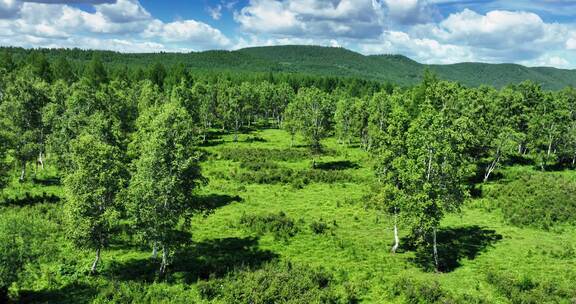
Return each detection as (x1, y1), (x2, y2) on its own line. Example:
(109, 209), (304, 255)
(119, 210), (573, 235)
(490, 172), (576, 229)
(0, 69), (50, 181)
(285, 87), (334, 152)
(0, 128), (9, 191)
(238, 212), (301, 241)
(197, 261), (355, 304)
(84, 55), (108, 86)
(217, 147), (311, 162)
(0, 209), (54, 298)
(228, 161), (355, 187)
(486, 270), (576, 304)
(63, 133), (126, 272)
(127, 100), (206, 274)
(389, 277), (486, 304)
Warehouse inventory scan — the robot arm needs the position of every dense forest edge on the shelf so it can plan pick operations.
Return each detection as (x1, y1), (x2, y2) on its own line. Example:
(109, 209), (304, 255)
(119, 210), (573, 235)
(0, 48), (575, 303)
(1, 45), (576, 90)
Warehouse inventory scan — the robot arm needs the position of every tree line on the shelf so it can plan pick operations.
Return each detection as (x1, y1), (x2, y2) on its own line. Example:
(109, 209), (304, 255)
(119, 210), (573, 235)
(1, 50), (576, 289)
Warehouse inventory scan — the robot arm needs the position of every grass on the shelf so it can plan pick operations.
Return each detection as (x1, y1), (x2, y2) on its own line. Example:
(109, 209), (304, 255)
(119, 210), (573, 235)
(2, 128), (576, 303)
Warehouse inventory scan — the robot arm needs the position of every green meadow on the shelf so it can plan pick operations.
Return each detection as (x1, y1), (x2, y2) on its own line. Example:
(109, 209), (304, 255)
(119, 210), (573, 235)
(3, 128), (575, 303)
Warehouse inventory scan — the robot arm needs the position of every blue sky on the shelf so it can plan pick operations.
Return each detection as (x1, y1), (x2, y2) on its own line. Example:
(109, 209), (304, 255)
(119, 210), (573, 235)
(0, 0), (575, 68)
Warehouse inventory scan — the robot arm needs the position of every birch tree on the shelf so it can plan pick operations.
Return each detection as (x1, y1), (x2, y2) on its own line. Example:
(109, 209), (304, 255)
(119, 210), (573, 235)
(128, 101), (206, 277)
(64, 133), (126, 274)
(286, 87), (333, 154)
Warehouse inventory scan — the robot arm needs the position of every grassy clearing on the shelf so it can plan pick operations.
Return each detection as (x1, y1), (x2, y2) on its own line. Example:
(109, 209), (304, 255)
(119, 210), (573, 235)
(2, 128), (575, 303)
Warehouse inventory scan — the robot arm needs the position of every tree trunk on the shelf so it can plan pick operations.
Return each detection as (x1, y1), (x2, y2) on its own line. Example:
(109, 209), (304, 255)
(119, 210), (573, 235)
(90, 247), (101, 275)
(152, 242), (158, 259)
(19, 163), (26, 182)
(432, 227), (439, 272)
(391, 210), (399, 254)
(159, 245), (168, 277)
(483, 154), (500, 183)
(38, 151), (44, 170)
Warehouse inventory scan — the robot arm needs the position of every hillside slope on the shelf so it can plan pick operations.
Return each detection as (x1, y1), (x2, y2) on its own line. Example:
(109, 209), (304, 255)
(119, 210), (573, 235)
(3, 45), (575, 89)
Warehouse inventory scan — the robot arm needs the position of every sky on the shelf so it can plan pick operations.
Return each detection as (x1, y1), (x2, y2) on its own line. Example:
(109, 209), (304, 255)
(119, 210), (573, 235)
(1, 0), (576, 68)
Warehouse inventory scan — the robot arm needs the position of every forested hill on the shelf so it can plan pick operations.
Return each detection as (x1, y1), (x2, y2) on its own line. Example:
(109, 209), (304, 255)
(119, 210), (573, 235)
(2, 45), (575, 89)
(237, 46), (576, 89)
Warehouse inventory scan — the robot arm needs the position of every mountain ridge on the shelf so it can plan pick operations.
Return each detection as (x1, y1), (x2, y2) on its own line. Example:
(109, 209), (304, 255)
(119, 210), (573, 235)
(2, 44), (575, 89)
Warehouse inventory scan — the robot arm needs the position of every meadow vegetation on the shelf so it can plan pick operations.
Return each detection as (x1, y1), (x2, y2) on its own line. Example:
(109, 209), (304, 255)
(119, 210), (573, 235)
(0, 49), (575, 303)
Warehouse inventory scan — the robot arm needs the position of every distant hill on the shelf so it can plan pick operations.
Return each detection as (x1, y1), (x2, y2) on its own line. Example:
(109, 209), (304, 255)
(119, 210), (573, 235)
(237, 45), (576, 89)
(3, 45), (575, 89)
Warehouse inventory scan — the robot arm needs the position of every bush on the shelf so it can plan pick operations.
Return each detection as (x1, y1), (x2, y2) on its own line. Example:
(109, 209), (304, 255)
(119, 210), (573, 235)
(92, 281), (195, 304)
(231, 163), (355, 186)
(0, 208), (55, 300)
(486, 270), (576, 304)
(238, 212), (301, 241)
(239, 161), (280, 171)
(217, 148), (311, 162)
(233, 166), (295, 184)
(389, 277), (486, 304)
(197, 261), (357, 304)
(310, 218), (336, 235)
(489, 173), (576, 229)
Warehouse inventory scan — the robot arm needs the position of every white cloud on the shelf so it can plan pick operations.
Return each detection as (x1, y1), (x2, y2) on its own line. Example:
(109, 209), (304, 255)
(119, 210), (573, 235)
(384, 0), (436, 24)
(234, 0), (386, 38)
(521, 53), (573, 69)
(96, 0), (151, 23)
(207, 4), (222, 20)
(359, 30), (476, 64)
(567, 36), (576, 50)
(144, 19), (230, 48)
(437, 9), (546, 48)
(0, 0), (231, 52)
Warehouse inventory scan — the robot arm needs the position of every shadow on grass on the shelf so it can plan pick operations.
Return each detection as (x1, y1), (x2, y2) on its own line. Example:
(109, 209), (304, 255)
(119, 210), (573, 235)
(197, 194), (243, 214)
(0, 192), (60, 207)
(108, 237), (277, 283)
(17, 283), (97, 304)
(200, 140), (225, 147)
(244, 136), (267, 143)
(401, 226), (502, 273)
(32, 177), (61, 186)
(314, 160), (360, 171)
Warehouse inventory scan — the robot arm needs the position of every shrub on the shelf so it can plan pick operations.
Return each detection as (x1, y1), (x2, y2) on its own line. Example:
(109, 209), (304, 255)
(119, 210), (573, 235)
(197, 261), (357, 304)
(238, 212), (301, 241)
(231, 164), (355, 186)
(309, 218), (335, 235)
(489, 173), (576, 229)
(486, 270), (576, 304)
(217, 148), (310, 162)
(233, 167), (295, 185)
(389, 277), (486, 304)
(0, 209), (55, 300)
(239, 161), (280, 171)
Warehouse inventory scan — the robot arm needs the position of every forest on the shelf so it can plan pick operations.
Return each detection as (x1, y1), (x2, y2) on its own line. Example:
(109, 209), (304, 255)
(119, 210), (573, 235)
(0, 47), (575, 303)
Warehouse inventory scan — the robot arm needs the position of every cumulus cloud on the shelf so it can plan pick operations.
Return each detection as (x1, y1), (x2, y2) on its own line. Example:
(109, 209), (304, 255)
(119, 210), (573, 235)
(384, 0), (437, 25)
(359, 30), (476, 64)
(0, 0), (231, 52)
(144, 19), (230, 48)
(234, 0), (385, 38)
(96, 0), (151, 23)
(437, 9), (546, 49)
